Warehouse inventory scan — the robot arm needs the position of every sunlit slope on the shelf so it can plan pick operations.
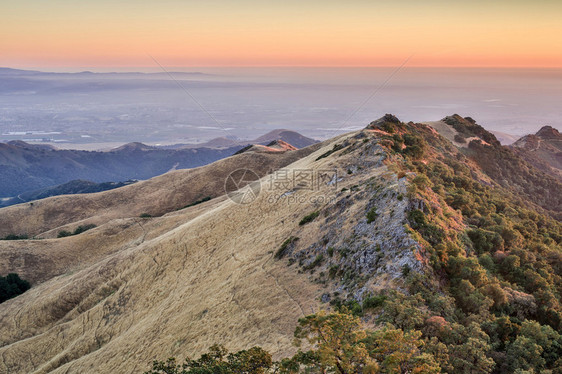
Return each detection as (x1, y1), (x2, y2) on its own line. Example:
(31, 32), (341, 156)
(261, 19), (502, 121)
(1, 133), (371, 373)
(0, 146), (319, 239)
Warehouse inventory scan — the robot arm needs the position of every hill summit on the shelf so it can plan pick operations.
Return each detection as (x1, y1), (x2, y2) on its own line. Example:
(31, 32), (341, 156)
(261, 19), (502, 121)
(511, 124), (562, 180)
(536, 125), (561, 139)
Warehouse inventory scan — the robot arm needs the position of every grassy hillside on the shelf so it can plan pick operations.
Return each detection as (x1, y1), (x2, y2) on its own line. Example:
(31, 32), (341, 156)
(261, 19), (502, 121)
(0, 179), (138, 208)
(0, 146), (319, 239)
(0, 130), (318, 201)
(0, 116), (560, 373)
(0, 141), (243, 199)
(0, 133), (354, 373)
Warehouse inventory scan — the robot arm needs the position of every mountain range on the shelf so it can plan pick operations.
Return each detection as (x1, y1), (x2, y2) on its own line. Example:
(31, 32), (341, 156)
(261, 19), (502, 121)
(0, 115), (561, 373)
(0, 130), (317, 205)
(166, 129), (318, 150)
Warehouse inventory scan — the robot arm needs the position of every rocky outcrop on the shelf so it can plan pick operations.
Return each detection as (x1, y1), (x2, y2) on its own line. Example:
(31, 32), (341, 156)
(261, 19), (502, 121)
(276, 128), (428, 301)
(366, 114), (401, 130)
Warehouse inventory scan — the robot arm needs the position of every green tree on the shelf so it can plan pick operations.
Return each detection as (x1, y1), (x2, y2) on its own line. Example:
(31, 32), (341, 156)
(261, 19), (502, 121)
(365, 326), (440, 373)
(448, 323), (495, 373)
(294, 311), (376, 373)
(294, 311), (440, 373)
(506, 320), (562, 372)
(145, 345), (272, 374)
(0, 273), (31, 303)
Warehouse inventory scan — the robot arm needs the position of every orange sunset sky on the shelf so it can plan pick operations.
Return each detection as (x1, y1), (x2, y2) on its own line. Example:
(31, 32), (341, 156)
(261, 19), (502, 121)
(2, 0), (562, 68)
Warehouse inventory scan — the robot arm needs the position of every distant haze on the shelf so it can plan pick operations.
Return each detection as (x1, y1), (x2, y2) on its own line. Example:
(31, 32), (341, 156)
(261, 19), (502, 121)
(0, 67), (561, 148)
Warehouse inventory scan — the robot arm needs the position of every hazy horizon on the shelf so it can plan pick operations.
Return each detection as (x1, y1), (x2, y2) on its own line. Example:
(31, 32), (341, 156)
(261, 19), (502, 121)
(3, 0), (562, 150)
(1, 66), (561, 149)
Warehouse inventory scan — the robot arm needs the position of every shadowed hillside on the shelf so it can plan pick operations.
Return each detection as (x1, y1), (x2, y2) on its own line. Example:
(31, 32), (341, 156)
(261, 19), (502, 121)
(0, 144), (320, 240)
(425, 115), (562, 219)
(0, 141), (240, 199)
(0, 130), (318, 203)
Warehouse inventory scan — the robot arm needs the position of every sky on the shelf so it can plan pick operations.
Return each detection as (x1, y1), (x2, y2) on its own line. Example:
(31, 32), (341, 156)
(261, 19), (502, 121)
(2, 0), (562, 68)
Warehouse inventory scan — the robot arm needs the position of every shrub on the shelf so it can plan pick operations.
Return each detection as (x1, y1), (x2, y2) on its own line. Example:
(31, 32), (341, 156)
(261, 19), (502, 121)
(408, 209), (427, 228)
(404, 144), (425, 159)
(275, 236), (299, 259)
(402, 134), (427, 159)
(467, 228), (505, 254)
(402, 264), (412, 277)
(454, 134), (467, 143)
(407, 210), (445, 246)
(412, 174), (432, 189)
(139, 213), (152, 218)
(366, 207), (379, 223)
(329, 298), (363, 316)
(180, 196), (211, 210)
(57, 224), (96, 238)
(299, 211), (320, 225)
(1, 234), (28, 240)
(73, 224), (96, 235)
(303, 254), (324, 270)
(315, 143), (344, 161)
(57, 230), (72, 238)
(0, 273), (31, 303)
(382, 121), (396, 133)
(363, 294), (387, 310)
(392, 134), (404, 152)
(328, 265), (339, 279)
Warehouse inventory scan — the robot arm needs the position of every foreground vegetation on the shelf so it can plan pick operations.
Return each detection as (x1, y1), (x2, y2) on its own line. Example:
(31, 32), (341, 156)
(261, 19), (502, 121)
(145, 310), (440, 374)
(57, 224), (97, 238)
(375, 117), (562, 373)
(0, 273), (30, 303)
(1, 234), (28, 240)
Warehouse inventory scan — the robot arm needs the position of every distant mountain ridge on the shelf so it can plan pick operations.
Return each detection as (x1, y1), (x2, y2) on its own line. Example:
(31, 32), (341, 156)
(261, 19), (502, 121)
(234, 139), (299, 155)
(253, 129), (318, 149)
(0, 179), (138, 207)
(0, 141), (238, 199)
(164, 129), (318, 150)
(0, 129), (317, 203)
(0, 67), (206, 77)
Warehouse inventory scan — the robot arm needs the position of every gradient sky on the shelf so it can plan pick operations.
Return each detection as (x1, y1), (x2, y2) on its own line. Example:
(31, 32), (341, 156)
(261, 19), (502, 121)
(2, 0), (562, 68)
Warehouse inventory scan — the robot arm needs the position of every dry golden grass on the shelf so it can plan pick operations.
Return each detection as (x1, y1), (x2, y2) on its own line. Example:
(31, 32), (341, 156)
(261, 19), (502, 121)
(0, 147), (319, 240)
(0, 132), (392, 373)
(0, 147), (321, 290)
